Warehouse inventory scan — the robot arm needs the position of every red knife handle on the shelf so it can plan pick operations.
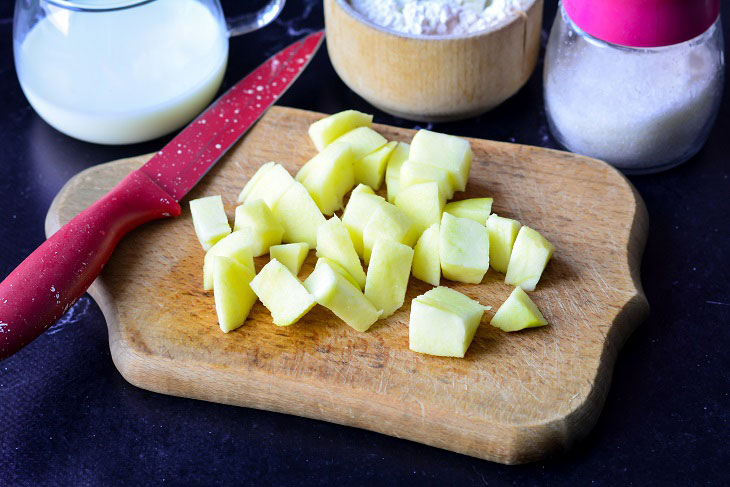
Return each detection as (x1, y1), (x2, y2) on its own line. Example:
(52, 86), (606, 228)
(0, 170), (181, 360)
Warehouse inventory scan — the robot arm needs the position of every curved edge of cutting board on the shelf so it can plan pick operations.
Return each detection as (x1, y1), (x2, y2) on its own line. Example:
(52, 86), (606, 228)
(45, 146), (649, 465)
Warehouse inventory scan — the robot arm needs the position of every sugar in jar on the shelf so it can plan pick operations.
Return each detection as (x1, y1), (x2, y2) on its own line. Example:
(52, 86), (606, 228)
(543, 0), (724, 173)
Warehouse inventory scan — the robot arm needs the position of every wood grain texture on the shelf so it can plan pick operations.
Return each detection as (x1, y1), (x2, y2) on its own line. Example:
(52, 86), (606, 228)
(46, 106), (649, 464)
(325, 0), (543, 121)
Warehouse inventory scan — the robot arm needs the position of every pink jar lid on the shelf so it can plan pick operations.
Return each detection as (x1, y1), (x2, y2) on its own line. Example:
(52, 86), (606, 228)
(563, 0), (721, 48)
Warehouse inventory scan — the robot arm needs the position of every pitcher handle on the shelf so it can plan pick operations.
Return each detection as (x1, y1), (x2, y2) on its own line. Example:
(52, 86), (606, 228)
(226, 0), (286, 37)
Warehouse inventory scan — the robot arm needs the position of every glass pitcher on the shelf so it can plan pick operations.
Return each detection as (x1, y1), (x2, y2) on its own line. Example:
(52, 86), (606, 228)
(13, 0), (286, 145)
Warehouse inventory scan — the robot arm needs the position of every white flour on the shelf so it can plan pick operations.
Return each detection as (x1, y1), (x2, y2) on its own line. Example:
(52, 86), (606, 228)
(349, 0), (532, 36)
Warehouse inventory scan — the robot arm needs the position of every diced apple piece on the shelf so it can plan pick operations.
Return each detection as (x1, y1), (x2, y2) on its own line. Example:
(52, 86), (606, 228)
(416, 286), (484, 310)
(386, 142), (409, 203)
(269, 242), (309, 275)
(342, 191), (385, 257)
(333, 126), (387, 160)
(409, 129), (472, 192)
(203, 231), (254, 291)
(233, 199), (284, 256)
(308, 110), (373, 152)
(443, 198), (493, 224)
(408, 286), (485, 357)
(316, 215), (367, 289)
(486, 214), (521, 274)
(439, 212), (489, 284)
(505, 226), (554, 291)
(400, 159), (454, 199)
(362, 202), (419, 265)
(351, 183), (375, 196)
(355, 141), (397, 190)
(237, 163), (295, 208)
(490, 286), (548, 332)
(249, 259), (315, 326)
(296, 141), (356, 215)
(213, 256), (257, 333)
(237, 162), (274, 203)
(271, 181), (325, 248)
(395, 182), (445, 236)
(314, 257), (361, 289)
(364, 239), (414, 318)
(304, 259), (382, 332)
(190, 195), (231, 251)
(412, 223), (440, 286)
(294, 153), (316, 184)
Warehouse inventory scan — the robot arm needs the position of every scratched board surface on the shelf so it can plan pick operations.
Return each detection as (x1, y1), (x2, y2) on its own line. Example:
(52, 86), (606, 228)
(46, 106), (648, 464)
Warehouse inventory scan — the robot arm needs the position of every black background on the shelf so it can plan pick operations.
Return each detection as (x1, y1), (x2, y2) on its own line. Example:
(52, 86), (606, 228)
(1, 0), (728, 485)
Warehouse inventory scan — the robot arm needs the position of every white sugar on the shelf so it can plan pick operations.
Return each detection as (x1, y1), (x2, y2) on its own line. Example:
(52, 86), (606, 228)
(545, 39), (722, 170)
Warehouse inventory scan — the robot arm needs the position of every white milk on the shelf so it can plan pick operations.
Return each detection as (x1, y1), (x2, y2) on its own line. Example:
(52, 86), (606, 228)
(15, 0), (228, 144)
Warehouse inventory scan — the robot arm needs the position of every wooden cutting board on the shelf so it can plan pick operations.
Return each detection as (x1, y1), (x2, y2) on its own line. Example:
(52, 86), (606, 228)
(46, 106), (649, 464)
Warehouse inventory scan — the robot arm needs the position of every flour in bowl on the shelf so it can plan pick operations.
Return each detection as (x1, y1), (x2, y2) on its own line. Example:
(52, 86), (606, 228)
(349, 0), (532, 36)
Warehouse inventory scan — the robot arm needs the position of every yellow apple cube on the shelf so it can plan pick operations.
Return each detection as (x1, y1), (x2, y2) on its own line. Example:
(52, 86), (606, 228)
(351, 183), (375, 196)
(316, 215), (367, 289)
(269, 242), (309, 275)
(190, 195), (231, 251)
(233, 199), (284, 256)
(365, 239), (414, 318)
(203, 230), (254, 291)
(399, 159), (454, 199)
(505, 226), (554, 291)
(237, 162), (295, 208)
(486, 213), (521, 274)
(271, 181), (325, 248)
(443, 198), (493, 224)
(490, 286), (548, 332)
(355, 141), (397, 190)
(308, 110), (373, 152)
(412, 223), (440, 286)
(385, 142), (409, 203)
(342, 191), (385, 257)
(409, 129), (473, 192)
(304, 259), (382, 332)
(439, 212), (489, 284)
(409, 286), (485, 357)
(237, 161), (275, 203)
(213, 256), (257, 333)
(395, 181), (445, 236)
(249, 259), (315, 326)
(332, 126), (387, 160)
(296, 141), (356, 215)
(314, 257), (361, 289)
(362, 202), (419, 264)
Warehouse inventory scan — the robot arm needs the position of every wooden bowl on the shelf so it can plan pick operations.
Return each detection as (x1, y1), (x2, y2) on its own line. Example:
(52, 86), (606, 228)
(324, 0), (543, 122)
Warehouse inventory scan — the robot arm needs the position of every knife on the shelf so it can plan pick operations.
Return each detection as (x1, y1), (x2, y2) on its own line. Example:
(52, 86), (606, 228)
(0, 31), (325, 360)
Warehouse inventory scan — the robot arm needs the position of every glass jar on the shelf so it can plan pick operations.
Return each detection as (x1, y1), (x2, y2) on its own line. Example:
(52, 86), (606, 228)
(13, 0), (285, 145)
(543, 2), (724, 174)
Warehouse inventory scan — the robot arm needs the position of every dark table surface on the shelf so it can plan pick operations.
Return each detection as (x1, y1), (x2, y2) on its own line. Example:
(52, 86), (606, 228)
(1, 1), (729, 485)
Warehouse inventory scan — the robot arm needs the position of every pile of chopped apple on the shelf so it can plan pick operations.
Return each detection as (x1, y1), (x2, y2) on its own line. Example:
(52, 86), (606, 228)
(188, 109), (555, 358)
